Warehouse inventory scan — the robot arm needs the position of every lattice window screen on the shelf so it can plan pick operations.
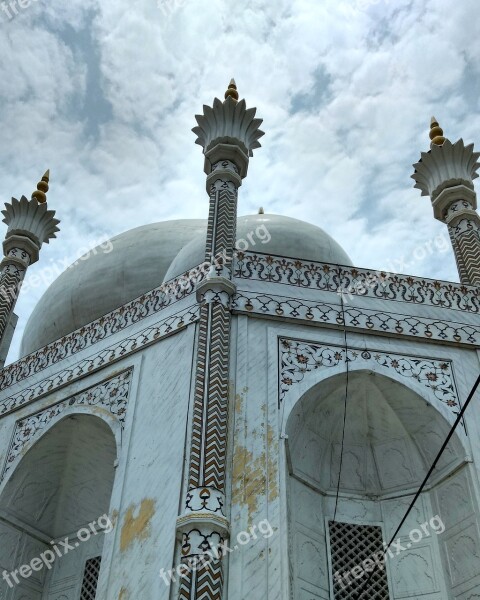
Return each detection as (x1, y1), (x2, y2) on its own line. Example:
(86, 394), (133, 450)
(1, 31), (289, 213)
(80, 556), (102, 600)
(328, 521), (390, 599)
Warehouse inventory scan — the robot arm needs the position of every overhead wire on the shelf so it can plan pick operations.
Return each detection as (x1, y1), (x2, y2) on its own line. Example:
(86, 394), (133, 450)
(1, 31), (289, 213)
(333, 288), (350, 522)
(353, 372), (480, 600)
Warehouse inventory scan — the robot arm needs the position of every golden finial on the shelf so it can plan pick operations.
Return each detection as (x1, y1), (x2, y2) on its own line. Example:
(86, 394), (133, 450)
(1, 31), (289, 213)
(258, 207), (264, 214)
(430, 117), (446, 146)
(31, 170), (50, 204)
(225, 78), (239, 102)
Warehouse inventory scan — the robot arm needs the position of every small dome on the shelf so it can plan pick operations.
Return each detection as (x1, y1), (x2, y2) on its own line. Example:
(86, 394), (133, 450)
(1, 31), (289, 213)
(164, 213), (352, 281)
(20, 220), (206, 357)
(20, 214), (351, 357)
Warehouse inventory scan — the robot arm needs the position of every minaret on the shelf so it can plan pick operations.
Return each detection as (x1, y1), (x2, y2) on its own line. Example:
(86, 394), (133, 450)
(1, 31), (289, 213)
(175, 81), (263, 600)
(412, 118), (480, 285)
(0, 171), (60, 363)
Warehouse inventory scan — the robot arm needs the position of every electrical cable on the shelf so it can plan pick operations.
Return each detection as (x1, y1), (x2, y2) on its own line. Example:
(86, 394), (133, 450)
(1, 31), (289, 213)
(333, 290), (350, 523)
(353, 372), (480, 600)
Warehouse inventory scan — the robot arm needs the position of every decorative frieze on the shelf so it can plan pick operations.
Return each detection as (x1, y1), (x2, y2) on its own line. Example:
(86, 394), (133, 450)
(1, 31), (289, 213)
(1, 369), (132, 481)
(233, 291), (480, 346)
(234, 251), (480, 312)
(0, 266), (206, 391)
(2, 253), (480, 397)
(0, 306), (198, 417)
(279, 338), (460, 417)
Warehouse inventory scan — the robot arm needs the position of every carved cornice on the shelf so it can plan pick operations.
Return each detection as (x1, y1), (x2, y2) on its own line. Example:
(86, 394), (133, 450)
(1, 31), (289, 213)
(0, 266), (206, 392)
(0, 306), (198, 417)
(234, 252), (480, 313)
(234, 291), (480, 346)
(2, 252), (480, 395)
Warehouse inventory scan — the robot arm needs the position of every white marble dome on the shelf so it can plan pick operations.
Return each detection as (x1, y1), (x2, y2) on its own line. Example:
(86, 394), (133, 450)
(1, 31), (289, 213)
(164, 213), (352, 281)
(20, 214), (352, 356)
(19, 220), (206, 357)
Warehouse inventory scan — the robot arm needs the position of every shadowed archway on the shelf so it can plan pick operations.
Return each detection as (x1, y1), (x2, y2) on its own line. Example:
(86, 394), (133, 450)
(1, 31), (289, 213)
(286, 370), (471, 600)
(0, 413), (116, 599)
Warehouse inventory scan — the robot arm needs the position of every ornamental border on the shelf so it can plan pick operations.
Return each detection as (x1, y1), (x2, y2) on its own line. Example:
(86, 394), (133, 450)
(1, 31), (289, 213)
(2, 252), (479, 393)
(278, 338), (461, 421)
(1, 369), (133, 482)
(233, 291), (480, 346)
(234, 251), (480, 313)
(0, 306), (199, 418)
(0, 264), (207, 391)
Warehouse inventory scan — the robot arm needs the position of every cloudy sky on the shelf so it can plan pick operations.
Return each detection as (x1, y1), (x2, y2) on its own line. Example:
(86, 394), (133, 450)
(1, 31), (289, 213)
(1, 0), (479, 362)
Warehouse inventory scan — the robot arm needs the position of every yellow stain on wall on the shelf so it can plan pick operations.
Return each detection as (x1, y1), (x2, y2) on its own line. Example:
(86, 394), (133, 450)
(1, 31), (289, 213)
(119, 586), (128, 600)
(232, 409), (279, 526)
(120, 499), (155, 552)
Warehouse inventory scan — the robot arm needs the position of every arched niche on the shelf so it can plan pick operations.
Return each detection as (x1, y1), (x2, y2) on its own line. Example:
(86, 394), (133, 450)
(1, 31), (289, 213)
(0, 413), (117, 599)
(285, 370), (477, 600)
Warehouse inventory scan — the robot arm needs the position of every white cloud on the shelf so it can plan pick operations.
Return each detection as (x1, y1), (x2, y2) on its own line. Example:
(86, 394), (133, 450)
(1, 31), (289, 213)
(1, 0), (479, 362)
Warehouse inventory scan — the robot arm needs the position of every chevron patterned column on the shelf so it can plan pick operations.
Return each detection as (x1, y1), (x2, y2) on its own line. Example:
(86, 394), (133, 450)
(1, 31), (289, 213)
(175, 81), (263, 600)
(412, 118), (480, 286)
(0, 172), (59, 357)
(0, 246), (30, 343)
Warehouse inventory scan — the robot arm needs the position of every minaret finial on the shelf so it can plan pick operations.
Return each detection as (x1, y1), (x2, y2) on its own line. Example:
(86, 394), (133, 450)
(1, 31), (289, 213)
(412, 121), (480, 285)
(430, 117), (446, 147)
(224, 78), (239, 102)
(193, 82), (264, 167)
(31, 170), (50, 204)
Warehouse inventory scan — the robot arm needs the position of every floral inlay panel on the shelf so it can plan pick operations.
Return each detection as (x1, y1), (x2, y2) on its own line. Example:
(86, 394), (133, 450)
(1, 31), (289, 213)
(279, 339), (460, 417)
(2, 369), (133, 481)
(234, 251), (480, 312)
